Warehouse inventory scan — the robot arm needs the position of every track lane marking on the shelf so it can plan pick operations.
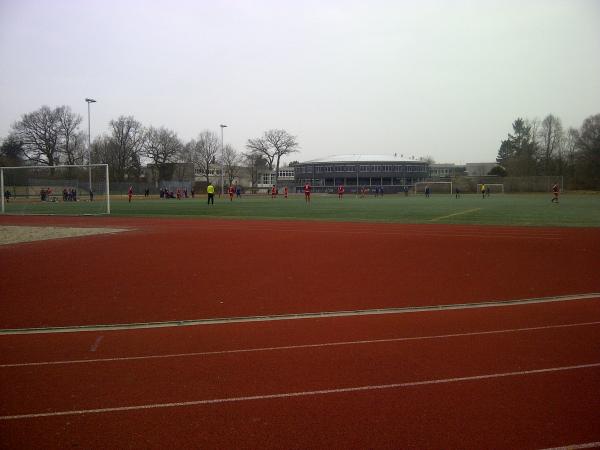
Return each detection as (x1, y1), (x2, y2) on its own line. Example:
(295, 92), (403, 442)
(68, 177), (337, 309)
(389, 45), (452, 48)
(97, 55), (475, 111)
(2, 362), (599, 420)
(2, 320), (599, 368)
(1, 292), (598, 335)
(541, 443), (600, 450)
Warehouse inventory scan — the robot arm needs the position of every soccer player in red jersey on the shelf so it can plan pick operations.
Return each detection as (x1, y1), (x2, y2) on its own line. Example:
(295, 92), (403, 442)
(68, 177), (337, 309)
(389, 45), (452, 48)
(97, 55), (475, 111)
(271, 185), (277, 199)
(128, 186), (133, 203)
(304, 182), (311, 203)
(338, 184), (345, 199)
(228, 185), (235, 201)
(284, 186), (288, 199)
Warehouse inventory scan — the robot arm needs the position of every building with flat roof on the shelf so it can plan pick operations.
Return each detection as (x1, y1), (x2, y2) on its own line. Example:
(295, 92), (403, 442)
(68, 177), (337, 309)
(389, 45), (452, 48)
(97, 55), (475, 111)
(293, 154), (429, 193)
(429, 163), (466, 179)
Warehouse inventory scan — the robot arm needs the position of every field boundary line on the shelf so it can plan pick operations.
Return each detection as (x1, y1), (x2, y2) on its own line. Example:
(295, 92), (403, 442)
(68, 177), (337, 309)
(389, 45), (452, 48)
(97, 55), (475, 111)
(430, 208), (481, 222)
(1, 292), (598, 335)
(1, 362), (599, 420)
(2, 320), (599, 368)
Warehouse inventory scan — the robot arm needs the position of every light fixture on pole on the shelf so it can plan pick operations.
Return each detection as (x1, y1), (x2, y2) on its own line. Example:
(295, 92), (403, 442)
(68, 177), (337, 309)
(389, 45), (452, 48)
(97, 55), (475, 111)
(85, 98), (97, 198)
(220, 124), (227, 197)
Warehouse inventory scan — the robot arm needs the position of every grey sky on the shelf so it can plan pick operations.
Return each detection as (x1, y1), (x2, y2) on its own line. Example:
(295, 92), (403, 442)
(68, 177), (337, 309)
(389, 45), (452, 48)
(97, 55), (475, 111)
(1, 0), (599, 164)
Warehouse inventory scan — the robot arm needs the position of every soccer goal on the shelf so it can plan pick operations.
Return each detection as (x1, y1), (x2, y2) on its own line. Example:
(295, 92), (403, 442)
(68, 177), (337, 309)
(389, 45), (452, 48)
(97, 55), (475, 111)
(1, 164), (110, 215)
(414, 181), (453, 195)
(477, 183), (504, 194)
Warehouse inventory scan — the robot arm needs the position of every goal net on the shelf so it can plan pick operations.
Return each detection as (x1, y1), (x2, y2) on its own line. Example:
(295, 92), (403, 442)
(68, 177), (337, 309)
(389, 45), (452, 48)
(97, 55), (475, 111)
(1, 164), (110, 215)
(414, 181), (453, 195)
(477, 183), (504, 194)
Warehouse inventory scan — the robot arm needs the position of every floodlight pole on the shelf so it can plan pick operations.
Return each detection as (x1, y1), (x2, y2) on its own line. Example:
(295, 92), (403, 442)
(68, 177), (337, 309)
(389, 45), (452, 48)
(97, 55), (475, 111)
(220, 124), (227, 197)
(85, 98), (97, 196)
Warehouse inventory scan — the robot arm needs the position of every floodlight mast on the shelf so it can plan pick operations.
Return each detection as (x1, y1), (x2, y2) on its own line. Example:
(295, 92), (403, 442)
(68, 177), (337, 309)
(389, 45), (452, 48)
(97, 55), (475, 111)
(85, 98), (97, 197)
(220, 124), (227, 197)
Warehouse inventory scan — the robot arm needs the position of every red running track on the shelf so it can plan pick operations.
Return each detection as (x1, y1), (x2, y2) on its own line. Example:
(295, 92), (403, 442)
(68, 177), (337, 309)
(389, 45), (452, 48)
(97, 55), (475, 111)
(1, 217), (600, 448)
(1, 299), (600, 448)
(1, 216), (599, 329)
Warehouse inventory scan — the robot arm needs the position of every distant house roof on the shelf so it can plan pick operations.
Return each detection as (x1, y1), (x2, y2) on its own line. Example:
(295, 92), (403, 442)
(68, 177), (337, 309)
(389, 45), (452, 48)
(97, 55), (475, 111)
(300, 154), (425, 164)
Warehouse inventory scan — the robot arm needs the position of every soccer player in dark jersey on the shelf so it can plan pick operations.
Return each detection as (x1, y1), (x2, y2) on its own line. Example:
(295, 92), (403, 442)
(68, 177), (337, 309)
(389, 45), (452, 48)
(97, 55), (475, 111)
(551, 183), (560, 203)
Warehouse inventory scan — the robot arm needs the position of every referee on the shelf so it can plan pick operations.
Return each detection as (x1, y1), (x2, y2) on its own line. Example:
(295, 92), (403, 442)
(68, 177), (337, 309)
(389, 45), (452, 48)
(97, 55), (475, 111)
(207, 182), (215, 205)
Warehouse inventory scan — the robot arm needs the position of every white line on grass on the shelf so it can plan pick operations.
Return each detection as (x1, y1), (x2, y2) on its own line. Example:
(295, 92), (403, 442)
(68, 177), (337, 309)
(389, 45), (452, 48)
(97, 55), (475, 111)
(430, 208), (482, 222)
(1, 292), (598, 335)
(2, 320), (599, 368)
(1, 362), (599, 420)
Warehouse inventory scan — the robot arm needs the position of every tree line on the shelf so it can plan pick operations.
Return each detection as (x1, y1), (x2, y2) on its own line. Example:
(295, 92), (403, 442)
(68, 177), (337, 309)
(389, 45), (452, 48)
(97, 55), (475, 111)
(495, 113), (600, 189)
(0, 105), (299, 187)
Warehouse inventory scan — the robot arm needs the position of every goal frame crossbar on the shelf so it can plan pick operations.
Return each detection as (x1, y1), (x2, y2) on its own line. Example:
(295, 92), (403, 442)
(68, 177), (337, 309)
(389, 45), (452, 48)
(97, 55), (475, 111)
(1, 164), (110, 214)
(414, 181), (453, 195)
(477, 183), (505, 194)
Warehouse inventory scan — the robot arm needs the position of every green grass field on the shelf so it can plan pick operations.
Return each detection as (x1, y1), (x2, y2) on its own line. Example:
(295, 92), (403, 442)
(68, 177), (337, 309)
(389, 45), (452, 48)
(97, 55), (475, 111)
(5, 192), (599, 227)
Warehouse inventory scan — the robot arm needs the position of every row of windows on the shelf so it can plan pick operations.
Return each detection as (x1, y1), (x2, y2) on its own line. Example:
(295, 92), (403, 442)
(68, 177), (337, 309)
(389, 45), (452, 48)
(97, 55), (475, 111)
(296, 164), (427, 174)
(260, 171), (295, 184)
(297, 177), (427, 186)
(194, 168), (222, 176)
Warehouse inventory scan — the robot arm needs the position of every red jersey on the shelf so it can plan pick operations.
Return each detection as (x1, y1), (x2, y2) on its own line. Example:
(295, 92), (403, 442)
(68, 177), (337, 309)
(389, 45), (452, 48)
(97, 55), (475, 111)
(128, 187), (133, 196)
(338, 185), (345, 194)
(271, 186), (277, 195)
(228, 186), (235, 195)
(304, 184), (311, 194)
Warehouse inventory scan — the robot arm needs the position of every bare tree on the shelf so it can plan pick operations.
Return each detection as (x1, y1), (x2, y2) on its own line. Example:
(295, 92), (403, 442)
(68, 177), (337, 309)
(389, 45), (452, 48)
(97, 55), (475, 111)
(143, 126), (183, 181)
(575, 113), (600, 189)
(57, 106), (84, 165)
(537, 114), (563, 175)
(0, 135), (24, 166)
(243, 151), (267, 189)
(264, 129), (299, 185)
(62, 130), (87, 166)
(188, 130), (220, 186)
(246, 129), (299, 185)
(107, 116), (145, 181)
(561, 127), (579, 183)
(245, 137), (274, 170)
(91, 135), (119, 180)
(11, 106), (61, 165)
(222, 144), (241, 185)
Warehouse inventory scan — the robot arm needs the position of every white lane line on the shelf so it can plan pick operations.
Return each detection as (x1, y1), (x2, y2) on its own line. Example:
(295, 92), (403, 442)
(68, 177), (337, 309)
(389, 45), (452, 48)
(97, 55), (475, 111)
(1, 362), (599, 421)
(1, 292), (598, 335)
(202, 223), (563, 237)
(2, 320), (599, 368)
(218, 227), (561, 240)
(540, 443), (600, 450)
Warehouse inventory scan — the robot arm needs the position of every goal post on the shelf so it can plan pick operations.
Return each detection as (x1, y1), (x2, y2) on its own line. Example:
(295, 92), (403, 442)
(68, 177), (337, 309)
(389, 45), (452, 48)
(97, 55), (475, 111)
(477, 183), (504, 194)
(414, 181), (453, 195)
(1, 164), (110, 215)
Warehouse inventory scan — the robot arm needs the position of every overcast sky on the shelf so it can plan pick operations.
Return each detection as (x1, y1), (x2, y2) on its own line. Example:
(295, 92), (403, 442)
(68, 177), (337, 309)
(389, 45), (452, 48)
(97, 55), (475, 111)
(1, 0), (599, 164)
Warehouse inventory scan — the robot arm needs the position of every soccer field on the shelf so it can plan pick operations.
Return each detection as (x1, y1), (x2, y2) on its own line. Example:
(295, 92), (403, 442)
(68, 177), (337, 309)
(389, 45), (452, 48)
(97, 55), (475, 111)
(3, 192), (600, 227)
(39, 192), (600, 227)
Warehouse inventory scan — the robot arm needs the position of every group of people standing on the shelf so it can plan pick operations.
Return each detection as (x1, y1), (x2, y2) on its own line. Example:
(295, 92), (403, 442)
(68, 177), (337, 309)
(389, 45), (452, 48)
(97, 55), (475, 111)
(206, 183), (243, 204)
(62, 188), (78, 202)
(270, 185), (287, 199)
(159, 187), (193, 199)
